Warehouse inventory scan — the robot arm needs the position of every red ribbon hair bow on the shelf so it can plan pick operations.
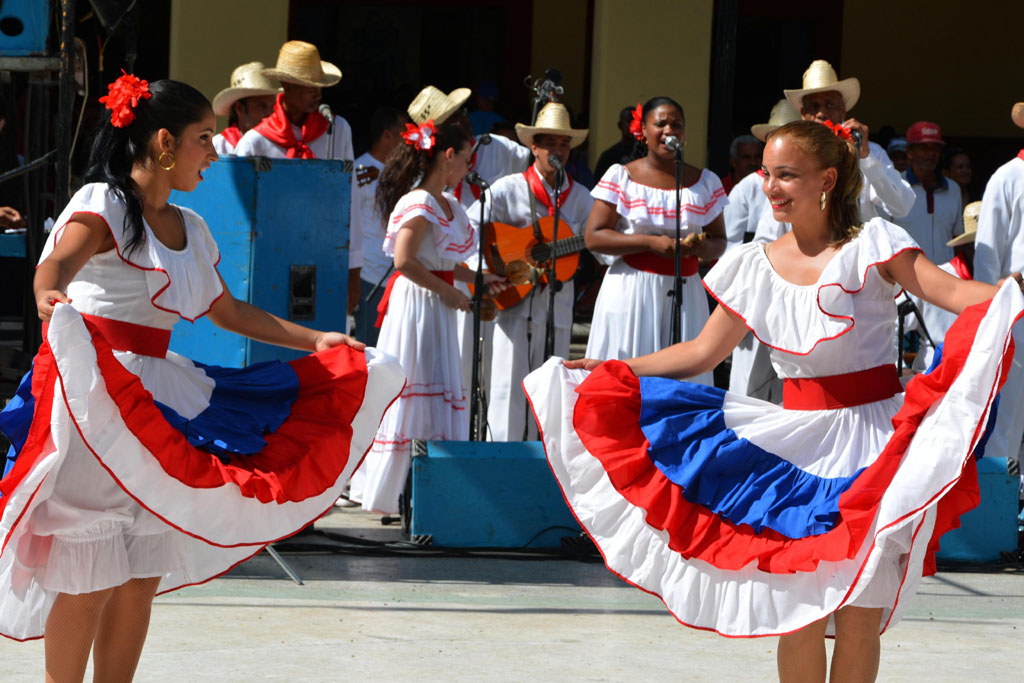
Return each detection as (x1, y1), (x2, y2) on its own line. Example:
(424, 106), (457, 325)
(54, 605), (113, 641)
(402, 119), (437, 154)
(99, 70), (152, 128)
(628, 102), (644, 141)
(821, 119), (853, 142)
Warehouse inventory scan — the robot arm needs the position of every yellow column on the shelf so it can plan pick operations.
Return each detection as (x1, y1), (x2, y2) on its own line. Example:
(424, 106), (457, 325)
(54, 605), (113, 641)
(588, 0), (714, 168)
(169, 0), (289, 121)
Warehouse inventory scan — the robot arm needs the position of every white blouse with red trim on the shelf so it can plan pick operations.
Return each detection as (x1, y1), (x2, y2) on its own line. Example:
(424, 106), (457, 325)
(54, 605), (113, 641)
(591, 163), (728, 236)
(703, 218), (921, 379)
(382, 188), (477, 270)
(40, 183), (224, 327)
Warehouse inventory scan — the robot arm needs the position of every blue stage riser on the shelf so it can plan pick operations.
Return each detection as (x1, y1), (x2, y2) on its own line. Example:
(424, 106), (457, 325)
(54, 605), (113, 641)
(169, 157), (351, 366)
(935, 457), (1018, 563)
(411, 441), (580, 548)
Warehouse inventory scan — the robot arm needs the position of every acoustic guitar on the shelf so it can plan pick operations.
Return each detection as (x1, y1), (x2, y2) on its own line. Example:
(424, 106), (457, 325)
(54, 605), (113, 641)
(468, 216), (586, 311)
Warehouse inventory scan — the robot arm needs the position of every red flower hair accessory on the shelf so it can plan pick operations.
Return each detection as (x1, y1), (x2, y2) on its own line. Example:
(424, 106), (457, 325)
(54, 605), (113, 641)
(402, 119), (437, 154)
(629, 102), (644, 142)
(99, 70), (152, 128)
(821, 119), (853, 142)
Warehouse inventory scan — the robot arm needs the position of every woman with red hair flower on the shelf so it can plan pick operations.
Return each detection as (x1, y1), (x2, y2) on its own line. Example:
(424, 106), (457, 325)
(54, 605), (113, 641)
(0, 75), (404, 681)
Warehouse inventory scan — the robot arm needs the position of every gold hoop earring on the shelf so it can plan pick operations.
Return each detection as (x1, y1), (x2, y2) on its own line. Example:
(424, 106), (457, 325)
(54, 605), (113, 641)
(820, 190), (828, 212)
(158, 152), (176, 171)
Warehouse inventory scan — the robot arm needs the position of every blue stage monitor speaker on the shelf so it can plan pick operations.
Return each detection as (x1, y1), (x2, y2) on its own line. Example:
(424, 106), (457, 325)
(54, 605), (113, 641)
(168, 157), (351, 366)
(935, 457), (1019, 564)
(410, 440), (581, 548)
(0, 0), (50, 56)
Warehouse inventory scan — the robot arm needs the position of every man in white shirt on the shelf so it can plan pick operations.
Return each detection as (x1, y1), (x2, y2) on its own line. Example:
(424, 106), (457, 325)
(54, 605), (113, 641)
(973, 102), (1024, 486)
(893, 122), (963, 264)
(210, 62), (279, 156)
(756, 60), (916, 243)
(467, 103), (593, 440)
(234, 40), (360, 315)
(351, 106), (408, 345)
(724, 99), (799, 402)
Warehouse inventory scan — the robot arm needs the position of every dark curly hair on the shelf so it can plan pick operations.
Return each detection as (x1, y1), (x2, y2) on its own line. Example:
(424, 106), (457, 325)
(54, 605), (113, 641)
(375, 123), (471, 220)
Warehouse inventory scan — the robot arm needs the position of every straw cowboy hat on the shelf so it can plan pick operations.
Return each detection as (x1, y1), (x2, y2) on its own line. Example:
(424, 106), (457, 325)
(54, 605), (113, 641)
(262, 41), (341, 88)
(515, 102), (588, 148)
(947, 201), (981, 248)
(407, 86), (471, 125)
(783, 59), (860, 113)
(751, 98), (801, 142)
(1012, 102), (1024, 129)
(212, 62), (281, 116)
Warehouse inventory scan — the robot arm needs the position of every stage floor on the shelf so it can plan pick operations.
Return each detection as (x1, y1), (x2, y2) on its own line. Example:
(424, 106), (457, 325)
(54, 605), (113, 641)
(2, 506), (1021, 682)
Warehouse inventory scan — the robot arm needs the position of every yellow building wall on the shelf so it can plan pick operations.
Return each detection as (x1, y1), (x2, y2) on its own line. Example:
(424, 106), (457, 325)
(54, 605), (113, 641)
(588, 0), (714, 167)
(530, 0), (589, 118)
(841, 1), (1024, 138)
(169, 0), (289, 124)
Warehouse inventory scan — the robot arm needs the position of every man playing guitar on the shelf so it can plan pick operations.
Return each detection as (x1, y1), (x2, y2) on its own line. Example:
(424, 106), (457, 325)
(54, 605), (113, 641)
(467, 103), (593, 441)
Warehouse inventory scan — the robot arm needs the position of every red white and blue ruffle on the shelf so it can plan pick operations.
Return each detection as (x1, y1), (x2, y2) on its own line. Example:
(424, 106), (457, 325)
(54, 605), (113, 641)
(0, 305), (404, 641)
(524, 282), (1024, 638)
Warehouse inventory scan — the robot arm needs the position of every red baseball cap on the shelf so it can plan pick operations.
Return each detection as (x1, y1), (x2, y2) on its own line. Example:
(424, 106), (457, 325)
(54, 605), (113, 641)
(906, 121), (944, 145)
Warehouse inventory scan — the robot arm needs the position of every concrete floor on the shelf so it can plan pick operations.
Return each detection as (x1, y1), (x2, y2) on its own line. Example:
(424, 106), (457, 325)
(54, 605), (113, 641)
(2, 507), (1022, 682)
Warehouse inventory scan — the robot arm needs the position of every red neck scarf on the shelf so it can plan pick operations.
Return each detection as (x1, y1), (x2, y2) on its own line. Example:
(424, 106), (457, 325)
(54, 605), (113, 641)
(524, 164), (573, 215)
(1018, 149), (1024, 161)
(950, 252), (973, 281)
(252, 93), (328, 159)
(454, 140), (480, 202)
(220, 125), (243, 148)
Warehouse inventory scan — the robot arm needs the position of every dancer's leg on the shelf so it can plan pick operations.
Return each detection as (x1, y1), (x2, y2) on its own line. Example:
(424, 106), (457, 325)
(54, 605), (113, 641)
(91, 577), (162, 682)
(44, 588), (114, 683)
(829, 606), (883, 683)
(777, 615), (829, 683)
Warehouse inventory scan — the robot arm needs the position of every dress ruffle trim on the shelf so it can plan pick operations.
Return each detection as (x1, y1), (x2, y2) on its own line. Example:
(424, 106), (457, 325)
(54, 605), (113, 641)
(383, 189), (477, 261)
(43, 183), (224, 322)
(591, 164), (728, 229)
(703, 218), (921, 355)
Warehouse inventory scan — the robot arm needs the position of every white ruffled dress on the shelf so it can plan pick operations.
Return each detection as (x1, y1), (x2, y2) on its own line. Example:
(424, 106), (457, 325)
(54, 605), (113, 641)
(525, 218), (1023, 637)
(355, 190), (476, 514)
(585, 164), (727, 384)
(0, 184), (404, 641)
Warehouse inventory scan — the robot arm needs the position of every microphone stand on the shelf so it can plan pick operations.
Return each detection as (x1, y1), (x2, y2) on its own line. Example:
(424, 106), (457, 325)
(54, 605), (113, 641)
(543, 164), (564, 359)
(469, 179), (489, 441)
(671, 145), (684, 345)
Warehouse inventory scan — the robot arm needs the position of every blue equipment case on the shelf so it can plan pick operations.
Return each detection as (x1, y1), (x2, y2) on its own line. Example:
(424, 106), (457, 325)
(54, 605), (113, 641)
(0, 0), (50, 56)
(935, 457), (1019, 563)
(410, 440), (581, 548)
(169, 157), (351, 366)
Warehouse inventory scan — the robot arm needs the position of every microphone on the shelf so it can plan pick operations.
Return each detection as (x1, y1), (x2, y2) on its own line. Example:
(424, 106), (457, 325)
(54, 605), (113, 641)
(850, 129), (863, 154)
(548, 154), (564, 173)
(664, 136), (683, 153)
(477, 133), (492, 146)
(465, 171), (490, 189)
(318, 103), (334, 134)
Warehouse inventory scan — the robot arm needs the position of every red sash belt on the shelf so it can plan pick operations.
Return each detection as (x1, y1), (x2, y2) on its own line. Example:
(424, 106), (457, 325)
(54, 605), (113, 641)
(42, 313), (171, 358)
(783, 364), (903, 410)
(623, 252), (700, 277)
(375, 270), (456, 328)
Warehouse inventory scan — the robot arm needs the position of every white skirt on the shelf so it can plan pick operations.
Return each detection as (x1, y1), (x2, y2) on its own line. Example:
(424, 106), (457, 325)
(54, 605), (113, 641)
(359, 277), (469, 513)
(585, 260), (712, 384)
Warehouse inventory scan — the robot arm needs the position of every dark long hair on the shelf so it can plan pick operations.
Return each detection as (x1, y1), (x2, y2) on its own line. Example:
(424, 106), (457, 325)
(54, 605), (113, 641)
(83, 79), (211, 254)
(375, 123), (470, 220)
(766, 120), (863, 245)
(631, 96), (686, 160)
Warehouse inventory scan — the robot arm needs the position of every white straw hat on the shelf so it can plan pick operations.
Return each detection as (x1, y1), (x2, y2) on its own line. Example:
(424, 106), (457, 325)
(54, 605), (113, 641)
(212, 62), (281, 116)
(783, 60), (860, 114)
(515, 103), (588, 148)
(947, 201), (981, 247)
(262, 41), (341, 88)
(751, 99), (801, 142)
(407, 86), (471, 125)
